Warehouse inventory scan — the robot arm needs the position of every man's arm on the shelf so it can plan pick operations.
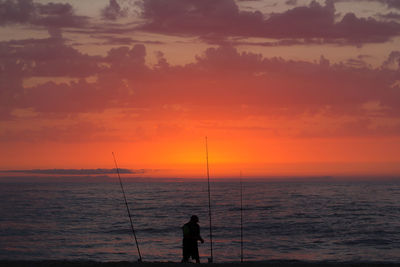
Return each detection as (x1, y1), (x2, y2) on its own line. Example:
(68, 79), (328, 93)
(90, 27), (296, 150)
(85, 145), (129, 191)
(197, 225), (204, 243)
(198, 236), (204, 243)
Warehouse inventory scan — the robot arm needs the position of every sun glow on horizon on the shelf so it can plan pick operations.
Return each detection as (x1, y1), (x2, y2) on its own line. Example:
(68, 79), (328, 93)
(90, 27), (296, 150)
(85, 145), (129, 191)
(1, 0), (400, 178)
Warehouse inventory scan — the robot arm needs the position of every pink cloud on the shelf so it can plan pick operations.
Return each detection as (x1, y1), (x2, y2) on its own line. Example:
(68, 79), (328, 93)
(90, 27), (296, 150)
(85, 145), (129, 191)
(0, 0), (87, 28)
(0, 121), (117, 142)
(0, 45), (400, 142)
(139, 0), (400, 45)
(106, 44), (148, 73)
(139, 0), (263, 36)
(285, 0), (298, 6)
(334, 0), (400, 10)
(1, 44), (399, 115)
(0, 37), (101, 77)
(383, 50), (400, 69)
(379, 12), (400, 21)
(2, 42), (400, 140)
(0, 0), (35, 25)
(101, 0), (127, 21)
(377, 0), (400, 9)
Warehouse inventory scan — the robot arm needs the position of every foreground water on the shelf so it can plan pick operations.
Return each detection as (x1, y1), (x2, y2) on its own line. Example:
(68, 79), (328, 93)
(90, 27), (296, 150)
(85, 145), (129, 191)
(1, 179), (400, 262)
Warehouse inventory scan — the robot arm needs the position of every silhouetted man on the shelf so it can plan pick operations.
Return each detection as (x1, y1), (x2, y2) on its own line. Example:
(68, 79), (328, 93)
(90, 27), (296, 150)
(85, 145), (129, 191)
(182, 215), (204, 263)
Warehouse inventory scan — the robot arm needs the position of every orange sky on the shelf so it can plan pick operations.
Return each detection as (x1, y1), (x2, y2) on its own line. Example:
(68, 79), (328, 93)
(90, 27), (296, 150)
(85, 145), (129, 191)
(1, 0), (400, 177)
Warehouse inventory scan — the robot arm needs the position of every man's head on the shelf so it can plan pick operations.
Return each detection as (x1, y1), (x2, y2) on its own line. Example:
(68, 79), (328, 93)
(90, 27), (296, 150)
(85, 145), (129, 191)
(190, 215), (199, 223)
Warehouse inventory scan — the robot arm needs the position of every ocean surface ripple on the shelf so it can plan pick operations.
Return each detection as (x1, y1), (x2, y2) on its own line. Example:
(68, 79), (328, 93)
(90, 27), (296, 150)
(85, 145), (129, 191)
(1, 180), (399, 262)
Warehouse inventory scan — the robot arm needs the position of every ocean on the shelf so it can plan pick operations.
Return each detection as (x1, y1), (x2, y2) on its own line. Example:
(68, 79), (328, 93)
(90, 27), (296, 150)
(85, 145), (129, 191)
(1, 179), (400, 262)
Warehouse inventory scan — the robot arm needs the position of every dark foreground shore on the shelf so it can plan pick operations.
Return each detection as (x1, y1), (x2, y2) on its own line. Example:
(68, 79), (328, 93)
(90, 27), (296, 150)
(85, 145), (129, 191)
(0, 261), (398, 267)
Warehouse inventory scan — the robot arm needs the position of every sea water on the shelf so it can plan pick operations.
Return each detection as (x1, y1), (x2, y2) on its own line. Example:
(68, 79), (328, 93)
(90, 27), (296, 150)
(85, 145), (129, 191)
(1, 179), (400, 262)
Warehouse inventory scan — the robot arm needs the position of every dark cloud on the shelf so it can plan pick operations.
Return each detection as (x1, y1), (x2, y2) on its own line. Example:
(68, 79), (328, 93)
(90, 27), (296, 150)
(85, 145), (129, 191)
(380, 0), (400, 9)
(139, 0), (263, 36)
(334, 12), (399, 44)
(0, 24), (157, 119)
(298, 118), (400, 138)
(105, 44), (149, 76)
(99, 36), (136, 45)
(344, 57), (370, 68)
(285, 0), (298, 5)
(0, 47), (26, 119)
(263, 1), (336, 39)
(334, 0), (400, 10)
(1, 43), (400, 138)
(0, 121), (118, 142)
(0, 41), (150, 118)
(138, 0), (400, 45)
(48, 26), (63, 39)
(2, 168), (140, 175)
(176, 47), (399, 115)
(101, 0), (127, 20)
(0, 0), (87, 28)
(0, 0), (35, 25)
(379, 12), (400, 21)
(231, 38), (349, 47)
(383, 50), (400, 69)
(0, 37), (102, 78)
(0, 46), (399, 145)
(20, 80), (123, 114)
(90, 35), (164, 45)
(34, 2), (87, 28)
(260, 1), (400, 44)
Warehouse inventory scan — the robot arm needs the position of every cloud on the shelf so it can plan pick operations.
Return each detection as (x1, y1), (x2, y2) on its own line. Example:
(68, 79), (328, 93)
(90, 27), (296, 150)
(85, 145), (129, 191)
(261, 2), (400, 44)
(2, 168), (142, 175)
(383, 50), (400, 69)
(105, 44), (150, 77)
(285, 0), (298, 5)
(34, 2), (87, 28)
(138, 0), (400, 45)
(202, 37), (318, 47)
(0, 121), (119, 142)
(19, 80), (126, 114)
(344, 56), (370, 68)
(90, 35), (164, 45)
(101, 0), (127, 20)
(334, 0), (400, 9)
(263, 0), (336, 38)
(2, 43), (400, 139)
(0, 0), (35, 25)
(139, 0), (263, 37)
(48, 26), (63, 39)
(380, 0), (400, 9)
(297, 117), (400, 138)
(0, 37), (101, 78)
(0, 41), (149, 118)
(2, 44), (400, 115)
(0, 0), (87, 28)
(379, 12), (400, 21)
(0, 49), (26, 120)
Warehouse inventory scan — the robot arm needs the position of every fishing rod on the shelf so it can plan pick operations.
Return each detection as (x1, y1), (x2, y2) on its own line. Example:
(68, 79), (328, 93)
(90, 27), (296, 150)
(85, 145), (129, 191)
(112, 152), (142, 262)
(205, 136), (214, 263)
(240, 171), (244, 263)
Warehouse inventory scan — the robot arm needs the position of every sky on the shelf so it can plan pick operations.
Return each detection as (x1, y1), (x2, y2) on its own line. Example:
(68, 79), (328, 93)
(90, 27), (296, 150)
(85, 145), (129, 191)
(1, 0), (400, 178)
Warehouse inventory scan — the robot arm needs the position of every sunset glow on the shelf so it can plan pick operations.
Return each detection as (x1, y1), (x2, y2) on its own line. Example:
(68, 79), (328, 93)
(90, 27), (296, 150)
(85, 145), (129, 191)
(1, 0), (400, 177)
